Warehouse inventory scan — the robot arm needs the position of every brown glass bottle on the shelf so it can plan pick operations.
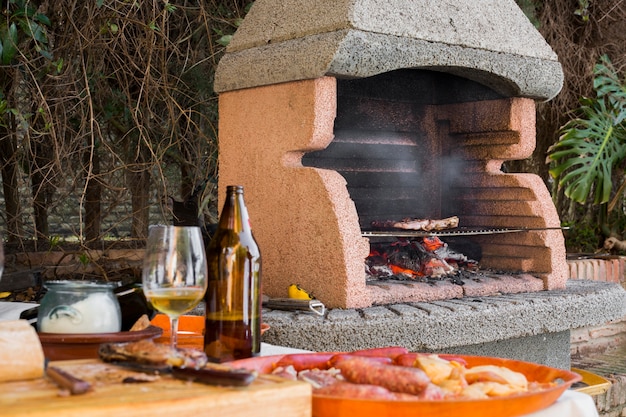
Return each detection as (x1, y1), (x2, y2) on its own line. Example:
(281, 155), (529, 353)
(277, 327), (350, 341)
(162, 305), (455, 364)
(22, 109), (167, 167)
(203, 185), (261, 362)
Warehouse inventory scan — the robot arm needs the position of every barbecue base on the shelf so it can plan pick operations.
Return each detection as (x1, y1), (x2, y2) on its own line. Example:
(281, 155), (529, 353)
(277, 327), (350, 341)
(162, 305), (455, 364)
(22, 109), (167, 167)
(259, 280), (626, 370)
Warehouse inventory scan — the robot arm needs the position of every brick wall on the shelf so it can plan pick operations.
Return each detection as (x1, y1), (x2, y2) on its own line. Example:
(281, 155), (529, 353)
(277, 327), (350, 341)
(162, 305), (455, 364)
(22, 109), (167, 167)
(594, 374), (626, 417)
(568, 257), (626, 286)
(568, 256), (626, 417)
(569, 256), (626, 356)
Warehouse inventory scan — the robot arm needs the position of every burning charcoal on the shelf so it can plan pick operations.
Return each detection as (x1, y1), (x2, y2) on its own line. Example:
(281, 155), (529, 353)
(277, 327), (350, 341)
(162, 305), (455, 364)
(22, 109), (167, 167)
(447, 272), (465, 286)
(365, 234), (479, 282)
(365, 264), (395, 279)
(445, 238), (482, 263)
(421, 257), (455, 278)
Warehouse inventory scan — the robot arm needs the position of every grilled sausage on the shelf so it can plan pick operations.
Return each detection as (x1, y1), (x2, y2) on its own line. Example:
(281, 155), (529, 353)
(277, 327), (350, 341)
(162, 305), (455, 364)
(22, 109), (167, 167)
(315, 382), (400, 400)
(328, 353), (392, 368)
(334, 356), (430, 395)
(349, 346), (409, 359)
(274, 353), (335, 372)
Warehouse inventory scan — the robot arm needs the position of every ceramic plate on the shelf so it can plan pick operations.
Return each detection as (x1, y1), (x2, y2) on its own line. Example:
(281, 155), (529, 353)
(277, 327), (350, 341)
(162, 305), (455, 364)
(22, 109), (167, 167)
(38, 325), (162, 360)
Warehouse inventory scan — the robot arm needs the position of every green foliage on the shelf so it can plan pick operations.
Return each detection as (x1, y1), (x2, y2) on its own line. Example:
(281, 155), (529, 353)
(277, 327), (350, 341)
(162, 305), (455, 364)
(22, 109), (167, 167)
(574, 0), (591, 22)
(515, 0), (542, 29)
(78, 253), (90, 266)
(562, 220), (600, 253)
(0, 0), (51, 64)
(48, 235), (61, 250)
(547, 55), (626, 205)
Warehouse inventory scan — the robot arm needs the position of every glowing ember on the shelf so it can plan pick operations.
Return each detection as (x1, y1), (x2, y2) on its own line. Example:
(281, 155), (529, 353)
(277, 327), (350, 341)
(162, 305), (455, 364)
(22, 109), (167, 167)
(366, 236), (478, 281)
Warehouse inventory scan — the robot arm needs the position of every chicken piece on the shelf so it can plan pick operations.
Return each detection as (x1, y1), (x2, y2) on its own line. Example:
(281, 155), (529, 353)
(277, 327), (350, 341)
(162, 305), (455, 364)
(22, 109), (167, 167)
(298, 368), (343, 389)
(464, 365), (528, 391)
(385, 216), (459, 231)
(414, 354), (459, 385)
(464, 381), (524, 397)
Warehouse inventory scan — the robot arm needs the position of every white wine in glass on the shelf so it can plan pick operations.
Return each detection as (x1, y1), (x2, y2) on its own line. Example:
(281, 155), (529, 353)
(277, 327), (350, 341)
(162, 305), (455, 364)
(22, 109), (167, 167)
(142, 225), (207, 349)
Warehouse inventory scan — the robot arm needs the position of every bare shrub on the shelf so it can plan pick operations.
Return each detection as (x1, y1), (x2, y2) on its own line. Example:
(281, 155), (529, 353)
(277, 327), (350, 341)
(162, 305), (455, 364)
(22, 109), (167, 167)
(0, 1), (251, 255)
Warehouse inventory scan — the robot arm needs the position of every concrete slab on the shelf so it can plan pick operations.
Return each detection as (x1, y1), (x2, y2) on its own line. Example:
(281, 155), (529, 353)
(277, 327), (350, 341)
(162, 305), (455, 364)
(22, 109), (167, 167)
(261, 280), (626, 369)
(215, 0), (563, 99)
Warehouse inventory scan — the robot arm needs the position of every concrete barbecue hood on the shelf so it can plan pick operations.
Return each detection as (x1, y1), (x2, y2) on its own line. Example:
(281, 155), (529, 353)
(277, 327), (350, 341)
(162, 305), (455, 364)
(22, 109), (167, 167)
(214, 0), (563, 100)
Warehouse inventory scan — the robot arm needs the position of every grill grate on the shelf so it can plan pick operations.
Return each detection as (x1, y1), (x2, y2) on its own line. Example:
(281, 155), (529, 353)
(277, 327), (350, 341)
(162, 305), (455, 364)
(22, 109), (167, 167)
(362, 227), (568, 238)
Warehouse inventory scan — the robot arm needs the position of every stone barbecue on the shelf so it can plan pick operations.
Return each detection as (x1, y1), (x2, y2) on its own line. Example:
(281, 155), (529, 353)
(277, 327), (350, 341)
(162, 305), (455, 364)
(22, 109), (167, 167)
(213, 0), (568, 309)
(208, 0), (626, 369)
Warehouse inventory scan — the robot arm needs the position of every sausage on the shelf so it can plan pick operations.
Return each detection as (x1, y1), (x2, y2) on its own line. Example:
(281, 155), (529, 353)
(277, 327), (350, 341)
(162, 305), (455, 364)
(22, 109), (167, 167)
(438, 354), (468, 367)
(314, 382), (399, 400)
(315, 381), (443, 401)
(394, 353), (419, 367)
(274, 353), (335, 372)
(334, 357), (430, 395)
(349, 346), (409, 359)
(417, 383), (445, 400)
(328, 354), (392, 368)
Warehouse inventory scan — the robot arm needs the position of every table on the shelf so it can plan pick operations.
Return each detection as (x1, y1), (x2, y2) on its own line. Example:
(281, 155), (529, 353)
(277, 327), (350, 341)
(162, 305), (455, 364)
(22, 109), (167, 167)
(0, 304), (601, 417)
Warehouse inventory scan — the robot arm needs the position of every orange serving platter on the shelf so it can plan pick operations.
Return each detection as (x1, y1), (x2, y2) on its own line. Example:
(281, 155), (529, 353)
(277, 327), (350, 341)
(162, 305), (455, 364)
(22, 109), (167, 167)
(229, 352), (582, 417)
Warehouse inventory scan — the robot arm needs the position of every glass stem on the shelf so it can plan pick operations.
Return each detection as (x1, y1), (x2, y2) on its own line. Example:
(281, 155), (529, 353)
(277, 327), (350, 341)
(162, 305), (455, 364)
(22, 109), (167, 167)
(170, 316), (179, 349)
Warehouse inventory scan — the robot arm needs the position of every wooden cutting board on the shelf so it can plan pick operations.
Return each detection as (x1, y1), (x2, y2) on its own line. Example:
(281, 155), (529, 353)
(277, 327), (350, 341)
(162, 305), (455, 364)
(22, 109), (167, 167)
(0, 359), (312, 417)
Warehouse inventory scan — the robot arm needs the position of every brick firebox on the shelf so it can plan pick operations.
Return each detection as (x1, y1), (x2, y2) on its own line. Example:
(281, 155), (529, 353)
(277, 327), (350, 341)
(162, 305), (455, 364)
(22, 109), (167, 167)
(217, 76), (566, 309)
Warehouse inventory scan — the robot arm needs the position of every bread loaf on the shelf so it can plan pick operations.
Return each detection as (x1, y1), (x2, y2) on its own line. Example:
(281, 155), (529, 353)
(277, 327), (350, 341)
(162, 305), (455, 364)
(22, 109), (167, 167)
(0, 320), (45, 382)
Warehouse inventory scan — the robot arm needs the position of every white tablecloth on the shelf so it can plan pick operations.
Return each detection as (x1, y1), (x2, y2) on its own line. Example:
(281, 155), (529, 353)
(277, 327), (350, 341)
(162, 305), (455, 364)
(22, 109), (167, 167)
(526, 390), (598, 417)
(0, 301), (36, 321)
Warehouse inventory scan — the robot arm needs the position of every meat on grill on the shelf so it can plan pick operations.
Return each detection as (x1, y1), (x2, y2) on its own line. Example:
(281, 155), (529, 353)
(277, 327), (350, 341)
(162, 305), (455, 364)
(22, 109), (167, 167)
(371, 216), (459, 231)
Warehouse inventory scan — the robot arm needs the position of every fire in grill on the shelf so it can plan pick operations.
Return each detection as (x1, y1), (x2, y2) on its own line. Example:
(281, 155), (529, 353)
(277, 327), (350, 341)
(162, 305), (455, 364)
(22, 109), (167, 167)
(366, 235), (478, 281)
(364, 218), (567, 283)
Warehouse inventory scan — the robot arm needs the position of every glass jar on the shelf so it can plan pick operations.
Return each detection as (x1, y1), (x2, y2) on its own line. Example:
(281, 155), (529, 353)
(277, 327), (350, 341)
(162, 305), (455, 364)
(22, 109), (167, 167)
(37, 280), (122, 334)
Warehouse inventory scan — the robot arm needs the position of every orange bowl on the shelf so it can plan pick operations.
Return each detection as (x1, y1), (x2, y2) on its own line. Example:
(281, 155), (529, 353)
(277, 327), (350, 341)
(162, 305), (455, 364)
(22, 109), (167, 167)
(229, 352), (582, 417)
(38, 325), (163, 361)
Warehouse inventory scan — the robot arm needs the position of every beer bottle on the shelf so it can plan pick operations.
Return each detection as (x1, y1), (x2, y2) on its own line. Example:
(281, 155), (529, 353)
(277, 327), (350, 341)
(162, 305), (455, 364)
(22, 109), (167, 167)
(204, 185), (262, 362)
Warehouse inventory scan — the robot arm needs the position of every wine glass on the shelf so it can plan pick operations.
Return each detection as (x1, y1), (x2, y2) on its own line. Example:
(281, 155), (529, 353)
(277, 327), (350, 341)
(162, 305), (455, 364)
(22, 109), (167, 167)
(142, 225), (207, 349)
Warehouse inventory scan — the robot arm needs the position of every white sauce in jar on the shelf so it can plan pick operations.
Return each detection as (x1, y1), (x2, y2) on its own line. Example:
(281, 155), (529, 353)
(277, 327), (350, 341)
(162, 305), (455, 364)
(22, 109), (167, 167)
(39, 292), (121, 333)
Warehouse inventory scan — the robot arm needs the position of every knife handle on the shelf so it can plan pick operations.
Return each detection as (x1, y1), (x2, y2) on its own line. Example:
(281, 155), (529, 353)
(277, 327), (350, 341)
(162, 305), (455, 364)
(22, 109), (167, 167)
(47, 366), (92, 395)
